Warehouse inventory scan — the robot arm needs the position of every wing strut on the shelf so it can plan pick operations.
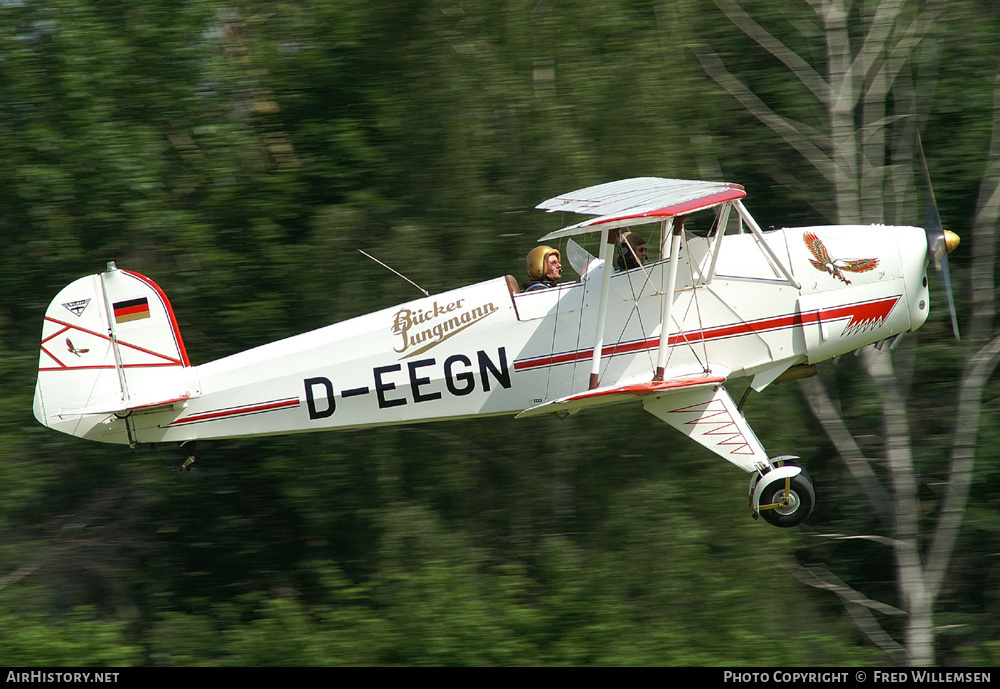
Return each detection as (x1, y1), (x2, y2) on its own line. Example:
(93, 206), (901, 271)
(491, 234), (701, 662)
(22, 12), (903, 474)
(734, 201), (801, 289)
(588, 227), (616, 389)
(653, 217), (682, 380)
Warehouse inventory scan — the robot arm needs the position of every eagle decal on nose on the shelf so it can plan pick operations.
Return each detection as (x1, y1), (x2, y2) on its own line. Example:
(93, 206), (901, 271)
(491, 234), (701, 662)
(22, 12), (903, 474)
(804, 232), (879, 285)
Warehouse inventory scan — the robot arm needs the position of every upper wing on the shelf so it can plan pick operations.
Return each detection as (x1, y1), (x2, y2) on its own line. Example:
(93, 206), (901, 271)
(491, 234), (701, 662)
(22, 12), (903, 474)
(536, 177), (746, 241)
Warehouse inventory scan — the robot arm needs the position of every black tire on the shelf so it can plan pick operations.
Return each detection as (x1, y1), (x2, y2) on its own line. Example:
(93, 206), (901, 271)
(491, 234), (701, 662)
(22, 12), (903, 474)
(758, 472), (815, 527)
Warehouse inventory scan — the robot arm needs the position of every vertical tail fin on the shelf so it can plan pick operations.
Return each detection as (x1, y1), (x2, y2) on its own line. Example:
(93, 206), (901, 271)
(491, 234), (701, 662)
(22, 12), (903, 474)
(34, 263), (198, 444)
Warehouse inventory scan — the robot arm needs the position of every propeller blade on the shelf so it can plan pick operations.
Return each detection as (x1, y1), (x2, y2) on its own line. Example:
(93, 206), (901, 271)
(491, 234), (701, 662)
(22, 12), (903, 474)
(918, 133), (961, 340)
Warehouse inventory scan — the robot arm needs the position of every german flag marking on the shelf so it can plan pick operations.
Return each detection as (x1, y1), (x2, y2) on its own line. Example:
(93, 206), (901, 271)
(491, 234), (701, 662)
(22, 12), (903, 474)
(113, 297), (150, 323)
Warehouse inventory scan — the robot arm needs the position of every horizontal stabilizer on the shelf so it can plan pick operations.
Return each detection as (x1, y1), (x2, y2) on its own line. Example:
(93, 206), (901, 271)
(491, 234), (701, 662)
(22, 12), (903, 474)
(61, 392), (196, 418)
(515, 373), (727, 419)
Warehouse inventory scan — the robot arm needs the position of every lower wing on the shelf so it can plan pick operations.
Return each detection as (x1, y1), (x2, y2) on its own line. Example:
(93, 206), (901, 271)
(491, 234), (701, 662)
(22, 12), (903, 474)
(516, 371), (768, 472)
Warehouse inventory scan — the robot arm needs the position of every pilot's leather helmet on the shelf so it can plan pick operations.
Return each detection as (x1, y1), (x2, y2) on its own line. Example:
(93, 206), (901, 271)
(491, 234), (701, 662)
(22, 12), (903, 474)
(616, 231), (647, 270)
(526, 245), (561, 280)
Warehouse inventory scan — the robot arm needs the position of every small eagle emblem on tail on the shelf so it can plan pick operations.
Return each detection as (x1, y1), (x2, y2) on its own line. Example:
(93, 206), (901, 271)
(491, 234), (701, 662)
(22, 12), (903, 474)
(66, 338), (90, 357)
(803, 232), (879, 285)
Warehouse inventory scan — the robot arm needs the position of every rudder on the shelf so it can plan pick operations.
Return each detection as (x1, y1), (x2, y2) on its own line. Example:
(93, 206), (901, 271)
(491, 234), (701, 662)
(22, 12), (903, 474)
(34, 263), (198, 445)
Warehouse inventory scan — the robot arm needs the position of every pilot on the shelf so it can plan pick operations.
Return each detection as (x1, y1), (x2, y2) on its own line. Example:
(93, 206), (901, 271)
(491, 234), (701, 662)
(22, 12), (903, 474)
(522, 245), (562, 291)
(616, 231), (647, 271)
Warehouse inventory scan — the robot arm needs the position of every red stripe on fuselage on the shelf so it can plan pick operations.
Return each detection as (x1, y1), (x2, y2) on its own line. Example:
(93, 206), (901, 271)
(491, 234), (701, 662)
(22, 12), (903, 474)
(167, 398), (301, 427)
(513, 296), (900, 371)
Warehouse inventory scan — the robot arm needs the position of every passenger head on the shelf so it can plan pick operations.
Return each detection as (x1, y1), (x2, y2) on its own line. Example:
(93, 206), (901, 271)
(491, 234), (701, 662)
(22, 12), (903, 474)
(616, 231), (647, 270)
(526, 245), (562, 281)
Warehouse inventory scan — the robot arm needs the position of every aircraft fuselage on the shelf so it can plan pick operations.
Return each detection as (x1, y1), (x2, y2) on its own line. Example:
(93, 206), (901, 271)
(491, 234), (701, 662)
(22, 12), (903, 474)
(36, 224), (929, 450)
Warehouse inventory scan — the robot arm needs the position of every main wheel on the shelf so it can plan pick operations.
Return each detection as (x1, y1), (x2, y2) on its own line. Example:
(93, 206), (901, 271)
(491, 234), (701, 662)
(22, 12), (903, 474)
(757, 471), (815, 528)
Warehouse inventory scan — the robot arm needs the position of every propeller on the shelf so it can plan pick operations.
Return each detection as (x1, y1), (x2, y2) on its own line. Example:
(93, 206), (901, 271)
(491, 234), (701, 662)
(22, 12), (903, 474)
(918, 133), (961, 340)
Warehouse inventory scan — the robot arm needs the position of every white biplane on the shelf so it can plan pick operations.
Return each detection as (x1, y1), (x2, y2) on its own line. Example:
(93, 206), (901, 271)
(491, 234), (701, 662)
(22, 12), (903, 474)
(33, 177), (959, 527)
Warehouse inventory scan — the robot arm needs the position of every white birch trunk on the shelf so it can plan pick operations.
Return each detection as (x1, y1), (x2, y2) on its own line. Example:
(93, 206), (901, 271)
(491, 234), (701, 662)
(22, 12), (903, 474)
(701, 0), (997, 665)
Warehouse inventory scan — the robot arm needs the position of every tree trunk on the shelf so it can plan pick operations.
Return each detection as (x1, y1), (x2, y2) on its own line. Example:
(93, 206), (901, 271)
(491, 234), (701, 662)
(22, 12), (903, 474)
(701, 0), (998, 665)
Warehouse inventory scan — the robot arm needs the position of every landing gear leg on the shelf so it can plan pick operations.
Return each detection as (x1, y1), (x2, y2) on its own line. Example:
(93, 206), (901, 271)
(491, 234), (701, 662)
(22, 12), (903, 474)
(176, 441), (196, 473)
